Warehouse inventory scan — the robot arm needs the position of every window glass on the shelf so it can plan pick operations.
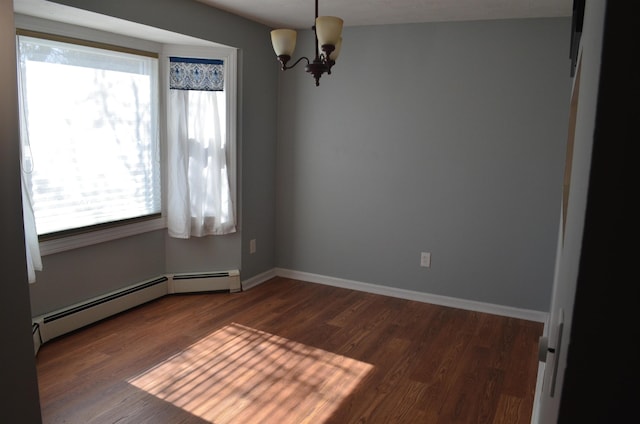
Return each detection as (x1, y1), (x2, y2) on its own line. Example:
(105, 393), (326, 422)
(18, 34), (160, 237)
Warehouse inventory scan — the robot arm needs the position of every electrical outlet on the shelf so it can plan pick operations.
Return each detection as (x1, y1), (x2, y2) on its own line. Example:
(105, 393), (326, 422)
(250, 239), (256, 254)
(420, 252), (431, 268)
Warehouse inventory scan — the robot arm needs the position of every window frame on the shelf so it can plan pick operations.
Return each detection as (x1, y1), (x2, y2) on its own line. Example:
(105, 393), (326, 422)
(15, 15), (237, 256)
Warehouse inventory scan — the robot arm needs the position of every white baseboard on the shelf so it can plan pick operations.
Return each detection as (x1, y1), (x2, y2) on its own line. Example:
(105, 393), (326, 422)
(241, 268), (277, 291)
(273, 268), (548, 323)
(33, 266), (547, 357)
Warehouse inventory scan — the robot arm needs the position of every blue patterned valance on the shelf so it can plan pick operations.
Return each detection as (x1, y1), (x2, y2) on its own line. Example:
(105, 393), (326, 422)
(169, 57), (224, 91)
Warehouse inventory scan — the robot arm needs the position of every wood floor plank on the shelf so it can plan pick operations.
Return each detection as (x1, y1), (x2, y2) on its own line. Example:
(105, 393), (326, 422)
(36, 277), (543, 423)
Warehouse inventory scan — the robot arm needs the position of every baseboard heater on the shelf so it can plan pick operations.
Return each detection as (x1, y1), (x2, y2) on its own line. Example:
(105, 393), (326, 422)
(32, 322), (41, 355)
(32, 270), (240, 354)
(169, 270), (241, 294)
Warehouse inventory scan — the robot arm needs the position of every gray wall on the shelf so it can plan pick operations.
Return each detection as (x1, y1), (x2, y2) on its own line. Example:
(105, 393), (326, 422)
(276, 18), (571, 311)
(0, 0), (42, 421)
(30, 231), (165, 316)
(22, 1), (569, 317)
(25, 0), (279, 315)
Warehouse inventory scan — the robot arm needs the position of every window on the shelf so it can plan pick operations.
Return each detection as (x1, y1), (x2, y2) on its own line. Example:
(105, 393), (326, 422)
(16, 19), (237, 265)
(17, 32), (161, 239)
(165, 54), (236, 238)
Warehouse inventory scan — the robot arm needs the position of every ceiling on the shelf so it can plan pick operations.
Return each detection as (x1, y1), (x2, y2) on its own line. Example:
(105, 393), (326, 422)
(196, 0), (573, 29)
(13, 0), (573, 43)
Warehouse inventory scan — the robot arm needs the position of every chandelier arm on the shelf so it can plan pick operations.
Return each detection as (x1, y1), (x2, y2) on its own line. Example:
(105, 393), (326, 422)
(280, 56), (311, 71)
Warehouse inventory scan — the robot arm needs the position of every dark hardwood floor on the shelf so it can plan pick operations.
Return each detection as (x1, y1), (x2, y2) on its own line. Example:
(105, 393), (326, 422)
(36, 277), (543, 423)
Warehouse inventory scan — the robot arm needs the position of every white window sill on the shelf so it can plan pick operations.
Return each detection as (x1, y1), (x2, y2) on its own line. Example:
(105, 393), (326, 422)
(39, 217), (166, 256)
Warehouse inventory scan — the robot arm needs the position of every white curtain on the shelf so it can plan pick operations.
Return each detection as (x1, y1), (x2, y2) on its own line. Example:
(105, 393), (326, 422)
(17, 40), (42, 283)
(21, 171), (42, 283)
(167, 88), (235, 238)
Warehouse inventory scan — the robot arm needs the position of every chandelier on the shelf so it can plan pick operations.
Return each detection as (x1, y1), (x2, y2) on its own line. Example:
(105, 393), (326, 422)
(270, 0), (343, 86)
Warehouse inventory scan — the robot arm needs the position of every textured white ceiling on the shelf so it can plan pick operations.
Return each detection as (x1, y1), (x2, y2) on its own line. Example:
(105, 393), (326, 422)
(197, 0), (573, 29)
(13, 0), (573, 43)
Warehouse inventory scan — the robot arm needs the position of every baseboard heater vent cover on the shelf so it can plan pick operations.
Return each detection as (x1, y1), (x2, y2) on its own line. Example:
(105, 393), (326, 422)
(169, 270), (241, 294)
(32, 276), (169, 345)
(31, 270), (241, 351)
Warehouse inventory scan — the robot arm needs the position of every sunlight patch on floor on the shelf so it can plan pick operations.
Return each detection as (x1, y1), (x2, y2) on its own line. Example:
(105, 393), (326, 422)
(127, 322), (373, 423)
